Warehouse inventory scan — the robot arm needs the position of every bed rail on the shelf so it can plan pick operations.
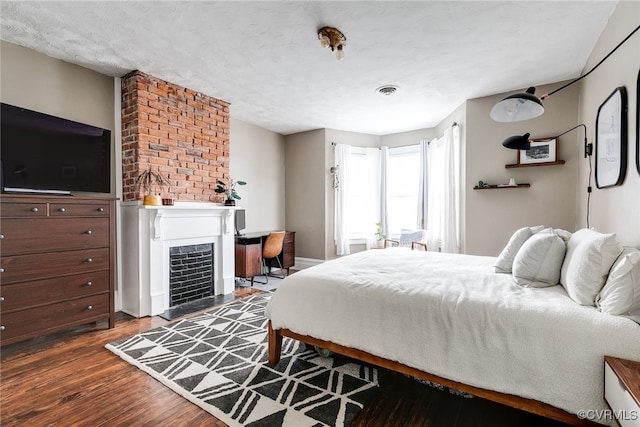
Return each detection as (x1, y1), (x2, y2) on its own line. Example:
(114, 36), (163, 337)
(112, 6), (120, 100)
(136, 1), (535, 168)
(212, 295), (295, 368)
(267, 321), (600, 427)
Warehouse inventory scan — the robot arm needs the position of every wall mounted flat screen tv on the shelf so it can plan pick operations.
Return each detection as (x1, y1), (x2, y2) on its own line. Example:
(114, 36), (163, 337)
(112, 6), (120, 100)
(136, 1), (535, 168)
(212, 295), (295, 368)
(1, 103), (111, 195)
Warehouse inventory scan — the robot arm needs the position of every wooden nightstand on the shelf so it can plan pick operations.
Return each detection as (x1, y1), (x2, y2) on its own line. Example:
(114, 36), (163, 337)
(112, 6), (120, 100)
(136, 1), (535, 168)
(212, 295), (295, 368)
(604, 356), (640, 427)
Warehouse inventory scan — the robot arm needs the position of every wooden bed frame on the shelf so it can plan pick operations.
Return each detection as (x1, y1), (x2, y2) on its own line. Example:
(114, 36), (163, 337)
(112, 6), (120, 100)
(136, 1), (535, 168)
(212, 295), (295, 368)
(268, 321), (601, 427)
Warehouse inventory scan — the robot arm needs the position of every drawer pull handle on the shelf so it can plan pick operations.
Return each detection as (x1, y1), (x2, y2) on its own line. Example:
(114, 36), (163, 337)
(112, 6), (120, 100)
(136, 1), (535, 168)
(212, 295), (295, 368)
(87, 305), (93, 311)
(86, 281), (93, 287)
(0, 268), (4, 273)
(0, 234), (4, 239)
(30, 207), (39, 212)
(97, 207), (105, 212)
(86, 258), (93, 263)
(0, 326), (5, 331)
(0, 296), (4, 302)
(85, 230), (93, 235)
(58, 207), (66, 212)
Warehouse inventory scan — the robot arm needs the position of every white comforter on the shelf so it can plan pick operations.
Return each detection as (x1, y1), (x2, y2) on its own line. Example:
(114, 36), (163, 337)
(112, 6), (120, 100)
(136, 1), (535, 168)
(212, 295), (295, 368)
(265, 249), (640, 425)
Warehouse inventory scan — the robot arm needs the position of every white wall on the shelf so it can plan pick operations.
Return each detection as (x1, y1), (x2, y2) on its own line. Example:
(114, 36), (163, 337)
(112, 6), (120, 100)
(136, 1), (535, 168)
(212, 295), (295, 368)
(380, 128), (436, 148)
(577, 1), (640, 247)
(284, 129), (327, 260)
(229, 118), (286, 232)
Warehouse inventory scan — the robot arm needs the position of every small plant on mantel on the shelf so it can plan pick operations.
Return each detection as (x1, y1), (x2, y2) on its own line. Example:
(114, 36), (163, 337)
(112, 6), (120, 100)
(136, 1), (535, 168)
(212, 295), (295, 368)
(135, 166), (170, 206)
(214, 177), (246, 206)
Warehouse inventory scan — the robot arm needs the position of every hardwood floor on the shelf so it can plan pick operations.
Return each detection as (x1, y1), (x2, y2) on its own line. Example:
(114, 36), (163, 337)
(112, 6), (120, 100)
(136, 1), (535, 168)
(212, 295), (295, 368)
(1, 287), (568, 427)
(351, 370), (568, 427)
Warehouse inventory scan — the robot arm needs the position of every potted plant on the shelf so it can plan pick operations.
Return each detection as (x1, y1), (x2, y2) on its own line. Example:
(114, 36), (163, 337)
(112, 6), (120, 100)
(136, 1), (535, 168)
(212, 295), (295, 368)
(374, 222), (386, 247)
(135, 166), (169, 206)
(215, 177), (246, 206)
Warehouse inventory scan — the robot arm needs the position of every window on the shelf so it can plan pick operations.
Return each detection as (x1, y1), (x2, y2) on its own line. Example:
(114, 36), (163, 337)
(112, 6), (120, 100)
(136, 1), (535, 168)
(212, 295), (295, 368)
(387, 145), (420, 236)
(346, 147), (379, 239)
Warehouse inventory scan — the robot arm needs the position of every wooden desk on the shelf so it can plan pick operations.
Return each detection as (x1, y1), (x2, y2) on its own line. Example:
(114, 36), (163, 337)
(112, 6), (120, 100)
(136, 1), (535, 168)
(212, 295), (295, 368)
(235, 231), (295, 284)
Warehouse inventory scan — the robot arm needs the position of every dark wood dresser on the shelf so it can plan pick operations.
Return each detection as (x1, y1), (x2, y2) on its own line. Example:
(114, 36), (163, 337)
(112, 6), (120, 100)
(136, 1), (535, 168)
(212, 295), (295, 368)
(0, 194), (116, 346)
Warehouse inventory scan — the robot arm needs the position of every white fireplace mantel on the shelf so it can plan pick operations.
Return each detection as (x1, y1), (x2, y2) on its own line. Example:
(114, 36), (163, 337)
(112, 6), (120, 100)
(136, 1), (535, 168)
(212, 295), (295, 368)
(120, 201), (236, 317)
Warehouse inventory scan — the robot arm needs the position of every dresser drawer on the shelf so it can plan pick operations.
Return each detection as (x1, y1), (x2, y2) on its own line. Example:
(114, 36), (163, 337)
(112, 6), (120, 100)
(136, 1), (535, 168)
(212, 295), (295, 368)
(1, 218), (110, 255)
(605, 360), (640, 426)
(50, 203), (110, 217)
(0, 293), (110, 346)
(0, 202), (48, 218)
(1, 271), (109, 312)
(1, 248), (109, 284)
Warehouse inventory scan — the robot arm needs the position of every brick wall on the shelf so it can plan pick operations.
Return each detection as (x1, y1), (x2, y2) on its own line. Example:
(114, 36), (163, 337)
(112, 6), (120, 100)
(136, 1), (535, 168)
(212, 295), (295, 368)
(121, 70), (230, 202)
(169, 243), (214, 306)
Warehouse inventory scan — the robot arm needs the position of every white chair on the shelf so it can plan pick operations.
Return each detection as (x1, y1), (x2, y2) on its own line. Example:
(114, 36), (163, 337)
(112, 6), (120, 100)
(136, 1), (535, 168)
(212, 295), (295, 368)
(384, 229), (428, 250)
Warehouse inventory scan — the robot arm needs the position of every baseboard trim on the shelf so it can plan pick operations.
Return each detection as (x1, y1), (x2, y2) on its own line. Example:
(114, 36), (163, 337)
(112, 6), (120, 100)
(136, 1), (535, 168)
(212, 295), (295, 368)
(293, 257), (324, 270)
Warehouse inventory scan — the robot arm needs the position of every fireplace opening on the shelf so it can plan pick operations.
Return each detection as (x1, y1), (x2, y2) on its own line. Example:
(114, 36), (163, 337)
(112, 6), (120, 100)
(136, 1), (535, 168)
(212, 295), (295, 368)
(169, 243), (214, 307)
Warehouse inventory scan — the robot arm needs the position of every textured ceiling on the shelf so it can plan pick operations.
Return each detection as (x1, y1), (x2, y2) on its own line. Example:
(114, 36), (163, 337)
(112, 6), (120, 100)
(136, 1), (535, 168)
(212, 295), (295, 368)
(0, 1), (617, 136)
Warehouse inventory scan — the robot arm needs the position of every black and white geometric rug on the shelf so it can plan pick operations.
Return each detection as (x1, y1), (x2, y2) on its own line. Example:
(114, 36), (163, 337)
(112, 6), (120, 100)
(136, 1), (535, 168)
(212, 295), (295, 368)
(106, 294), (378, 426)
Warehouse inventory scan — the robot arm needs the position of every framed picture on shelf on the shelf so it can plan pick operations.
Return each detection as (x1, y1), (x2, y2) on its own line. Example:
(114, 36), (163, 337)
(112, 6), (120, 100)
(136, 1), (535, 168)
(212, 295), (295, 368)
(518, 138), (557, 165)
(596, 86), (627, 189)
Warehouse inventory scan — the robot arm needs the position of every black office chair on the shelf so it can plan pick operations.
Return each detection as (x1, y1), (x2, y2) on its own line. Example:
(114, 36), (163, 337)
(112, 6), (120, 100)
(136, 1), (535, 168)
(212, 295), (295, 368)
(253, 231), (286, 284)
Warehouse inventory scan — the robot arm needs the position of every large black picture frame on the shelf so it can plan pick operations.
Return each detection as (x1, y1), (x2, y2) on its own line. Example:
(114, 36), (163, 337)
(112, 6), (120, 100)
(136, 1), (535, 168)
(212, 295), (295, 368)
(595, 86), (627, 189)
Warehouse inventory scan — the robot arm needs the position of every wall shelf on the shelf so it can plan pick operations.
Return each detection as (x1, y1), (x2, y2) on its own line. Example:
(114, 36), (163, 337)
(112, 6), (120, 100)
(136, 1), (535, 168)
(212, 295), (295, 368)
(473, 184), (530, 190)
(505, 160), (565, 169)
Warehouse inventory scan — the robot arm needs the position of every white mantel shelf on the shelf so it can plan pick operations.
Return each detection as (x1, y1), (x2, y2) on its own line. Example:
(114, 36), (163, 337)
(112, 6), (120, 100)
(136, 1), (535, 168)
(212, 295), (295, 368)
(120, 201), (237, 317)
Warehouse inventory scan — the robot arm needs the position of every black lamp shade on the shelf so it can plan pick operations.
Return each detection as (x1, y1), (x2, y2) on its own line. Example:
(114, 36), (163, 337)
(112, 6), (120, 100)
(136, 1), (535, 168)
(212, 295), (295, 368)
(502, 133), (531, 150)
(490, 87), (544, 122)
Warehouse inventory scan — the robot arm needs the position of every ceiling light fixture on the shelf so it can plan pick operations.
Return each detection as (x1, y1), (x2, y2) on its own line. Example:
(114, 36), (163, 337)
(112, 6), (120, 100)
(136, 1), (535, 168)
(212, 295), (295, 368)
(318, 26), (346, 60)
(490, 25), (640, 123)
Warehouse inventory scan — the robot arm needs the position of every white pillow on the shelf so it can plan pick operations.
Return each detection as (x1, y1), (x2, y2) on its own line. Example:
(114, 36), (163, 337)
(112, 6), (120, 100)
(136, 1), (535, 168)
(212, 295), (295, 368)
(512, 232), (566, 287)
(595, 248), (640, 323)
(494, 225), (545, 273)
(553, 229), (573, 243)
(560, 229), (623, 306)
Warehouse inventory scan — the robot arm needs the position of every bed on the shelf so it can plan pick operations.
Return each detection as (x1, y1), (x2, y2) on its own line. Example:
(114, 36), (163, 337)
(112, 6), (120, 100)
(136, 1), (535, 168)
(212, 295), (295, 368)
(265, 237), (640, 426)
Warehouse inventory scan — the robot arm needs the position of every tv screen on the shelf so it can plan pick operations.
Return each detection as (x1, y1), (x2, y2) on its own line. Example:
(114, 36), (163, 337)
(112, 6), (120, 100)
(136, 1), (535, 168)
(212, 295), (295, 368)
(1, 103), (111, 194)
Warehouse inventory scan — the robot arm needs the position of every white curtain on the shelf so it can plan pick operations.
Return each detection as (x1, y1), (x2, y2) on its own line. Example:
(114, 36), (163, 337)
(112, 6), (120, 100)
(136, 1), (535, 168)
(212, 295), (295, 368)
(363, 147), (381, 249)
(378, 146), (390, 241)
(426, 125), (461, 253)
(334, 144), (351, 255)
(417, 140), (429, 230)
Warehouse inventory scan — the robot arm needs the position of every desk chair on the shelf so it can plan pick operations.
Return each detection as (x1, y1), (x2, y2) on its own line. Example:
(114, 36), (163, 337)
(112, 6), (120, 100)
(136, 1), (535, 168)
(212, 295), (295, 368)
(253, 231), (286, 284)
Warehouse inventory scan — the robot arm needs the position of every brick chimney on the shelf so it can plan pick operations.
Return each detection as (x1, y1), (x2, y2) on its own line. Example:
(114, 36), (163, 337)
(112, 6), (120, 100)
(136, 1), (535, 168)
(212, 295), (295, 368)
(121, 70), (230, 202)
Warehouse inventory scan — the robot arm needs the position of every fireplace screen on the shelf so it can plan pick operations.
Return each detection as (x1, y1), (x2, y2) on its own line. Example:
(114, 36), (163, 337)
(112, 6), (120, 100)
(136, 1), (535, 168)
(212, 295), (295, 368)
(169, 243), (214, 307)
